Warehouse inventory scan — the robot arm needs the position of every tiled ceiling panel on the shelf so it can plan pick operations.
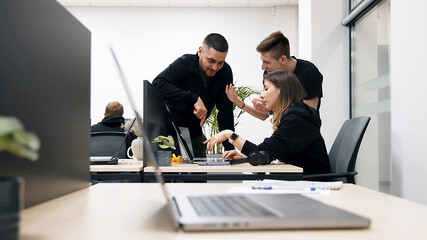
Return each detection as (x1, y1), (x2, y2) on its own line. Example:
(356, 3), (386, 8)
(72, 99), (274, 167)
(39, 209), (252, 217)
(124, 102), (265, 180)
(168, 0), (209, 7)
(247, 0), (277, 7)
(89, 0), (129, 6)
(57, 0), (90, 6)
(128, 0), (169, 7)
(208, 0), (248, 7)
(57, 0), (298, 7)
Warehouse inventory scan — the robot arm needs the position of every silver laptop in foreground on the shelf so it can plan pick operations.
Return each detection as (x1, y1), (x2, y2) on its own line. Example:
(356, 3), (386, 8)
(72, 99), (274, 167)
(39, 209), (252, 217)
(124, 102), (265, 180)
(110, 46), (371, 231)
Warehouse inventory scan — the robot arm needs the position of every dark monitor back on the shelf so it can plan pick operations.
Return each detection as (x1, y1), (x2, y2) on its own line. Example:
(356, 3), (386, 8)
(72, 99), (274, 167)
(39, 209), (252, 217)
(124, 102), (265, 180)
(142, 80), (171, 167)
(0, 0), (91, 207)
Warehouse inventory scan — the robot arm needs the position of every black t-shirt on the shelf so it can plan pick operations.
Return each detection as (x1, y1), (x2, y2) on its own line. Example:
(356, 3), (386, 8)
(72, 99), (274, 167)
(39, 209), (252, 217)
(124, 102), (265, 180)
(293, 57), (323, 101)
(264, 57), (323, 111)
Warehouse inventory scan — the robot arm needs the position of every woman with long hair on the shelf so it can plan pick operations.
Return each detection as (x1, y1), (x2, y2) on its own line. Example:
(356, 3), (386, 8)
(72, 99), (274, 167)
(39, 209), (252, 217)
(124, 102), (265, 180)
(204, 70), (330, 174)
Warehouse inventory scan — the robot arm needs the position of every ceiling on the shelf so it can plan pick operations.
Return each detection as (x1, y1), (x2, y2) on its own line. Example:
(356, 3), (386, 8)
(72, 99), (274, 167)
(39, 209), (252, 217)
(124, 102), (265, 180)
(57, 0), (298, 7)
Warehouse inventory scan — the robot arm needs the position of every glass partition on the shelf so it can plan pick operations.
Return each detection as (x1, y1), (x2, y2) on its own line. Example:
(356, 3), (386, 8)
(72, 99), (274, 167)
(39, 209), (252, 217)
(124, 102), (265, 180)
(350, 0), (390, 193)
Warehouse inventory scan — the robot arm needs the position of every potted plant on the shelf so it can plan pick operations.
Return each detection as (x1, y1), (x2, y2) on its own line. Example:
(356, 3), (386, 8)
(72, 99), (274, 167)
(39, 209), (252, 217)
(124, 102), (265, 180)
(152, 135), (175, 166)
(123, 118), (143, 160)
(204, 84), (260, 154)
(0, 116), (40, 240)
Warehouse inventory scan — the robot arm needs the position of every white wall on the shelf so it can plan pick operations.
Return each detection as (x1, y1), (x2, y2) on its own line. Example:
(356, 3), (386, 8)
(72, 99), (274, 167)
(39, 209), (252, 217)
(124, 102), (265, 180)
(66, 6), (298, 144)
(302, 0), (349, 150)
(390, 0), (427, 205)
(298, 0), (311, 60)
(67, 3), (348, 155)
(305, 0), (427, 205)
(65, 1), (427, 206)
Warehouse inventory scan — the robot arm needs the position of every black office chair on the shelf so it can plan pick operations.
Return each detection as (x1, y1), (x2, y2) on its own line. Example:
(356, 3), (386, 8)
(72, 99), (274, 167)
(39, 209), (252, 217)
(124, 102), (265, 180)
(303, 116), (371, 184)
(90, 131), (128, 159)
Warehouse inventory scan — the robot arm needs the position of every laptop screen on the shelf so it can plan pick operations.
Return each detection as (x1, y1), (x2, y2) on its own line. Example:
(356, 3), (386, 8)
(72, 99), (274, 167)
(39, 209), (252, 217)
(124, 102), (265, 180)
(109, 46), (170, 194)
(142, 80), (170, 167)
(170, 121), (195, 161)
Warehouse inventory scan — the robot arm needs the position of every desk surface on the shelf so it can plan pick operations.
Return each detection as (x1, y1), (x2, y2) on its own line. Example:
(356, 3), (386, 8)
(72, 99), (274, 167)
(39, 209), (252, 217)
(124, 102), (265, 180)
(21, 183), (427, 239)
(90, 160), (302, 174)
(144, 161), (302, 173)
(90, 159), (144, 172)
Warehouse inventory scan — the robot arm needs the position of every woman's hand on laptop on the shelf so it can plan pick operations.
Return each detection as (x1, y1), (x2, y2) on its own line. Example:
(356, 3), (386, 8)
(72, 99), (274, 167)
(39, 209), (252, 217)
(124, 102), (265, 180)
(204, 130), (233, 152)
(222, 150), (246, 160)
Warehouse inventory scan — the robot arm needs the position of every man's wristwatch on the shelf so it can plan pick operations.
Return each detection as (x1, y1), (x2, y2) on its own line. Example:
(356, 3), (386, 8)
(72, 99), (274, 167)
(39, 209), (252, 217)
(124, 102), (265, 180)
(229, 132), (239, 143)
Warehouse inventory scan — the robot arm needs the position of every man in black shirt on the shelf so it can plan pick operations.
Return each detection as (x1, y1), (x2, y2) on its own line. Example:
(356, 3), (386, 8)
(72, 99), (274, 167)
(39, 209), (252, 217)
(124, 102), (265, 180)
(152, 33), (234, 157)
(91, 101), (136, 153)
(91, 101), (125, 132)
(226, 31), (323, 120)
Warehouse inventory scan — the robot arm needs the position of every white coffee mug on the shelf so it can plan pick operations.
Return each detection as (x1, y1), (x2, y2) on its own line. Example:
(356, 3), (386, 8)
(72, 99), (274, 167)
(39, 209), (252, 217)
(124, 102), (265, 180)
(127, 147), (134, 159)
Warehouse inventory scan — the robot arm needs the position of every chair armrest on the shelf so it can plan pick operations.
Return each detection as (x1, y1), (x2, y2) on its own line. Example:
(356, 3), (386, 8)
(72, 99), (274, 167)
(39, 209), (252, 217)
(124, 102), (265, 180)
(302, 171), (358, 181)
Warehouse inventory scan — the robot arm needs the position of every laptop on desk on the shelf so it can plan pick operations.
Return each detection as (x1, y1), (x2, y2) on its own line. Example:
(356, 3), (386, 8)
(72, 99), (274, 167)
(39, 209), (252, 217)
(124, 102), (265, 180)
(90, 156), (118, 165)
(170, 121), (230, 165)
(110, 46), (371, 231)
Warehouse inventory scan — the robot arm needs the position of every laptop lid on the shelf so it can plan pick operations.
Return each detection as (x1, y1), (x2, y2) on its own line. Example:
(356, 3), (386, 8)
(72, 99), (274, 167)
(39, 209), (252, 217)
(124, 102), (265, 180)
(110, 46), (370, 231)
(109, 46), (181, 227)
(178, 127), (194, 160)
(169, 120), (195, 161)
(160, 89), (227, 163)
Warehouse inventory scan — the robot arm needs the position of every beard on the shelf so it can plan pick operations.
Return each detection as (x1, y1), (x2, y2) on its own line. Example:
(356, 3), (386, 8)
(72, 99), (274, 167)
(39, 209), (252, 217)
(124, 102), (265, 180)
(199, 64), (213, 79)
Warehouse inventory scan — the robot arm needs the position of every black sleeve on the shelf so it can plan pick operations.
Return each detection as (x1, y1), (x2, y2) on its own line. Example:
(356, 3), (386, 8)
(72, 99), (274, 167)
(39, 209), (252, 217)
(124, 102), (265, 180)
(241, 114), (316, 163)
(152, 57), (199, 104)
(216, 67), (235, 151)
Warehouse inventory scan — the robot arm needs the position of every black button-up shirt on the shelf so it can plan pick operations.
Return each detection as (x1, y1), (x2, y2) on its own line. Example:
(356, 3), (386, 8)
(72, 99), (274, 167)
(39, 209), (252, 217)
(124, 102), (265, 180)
(153, 53), (235, 150)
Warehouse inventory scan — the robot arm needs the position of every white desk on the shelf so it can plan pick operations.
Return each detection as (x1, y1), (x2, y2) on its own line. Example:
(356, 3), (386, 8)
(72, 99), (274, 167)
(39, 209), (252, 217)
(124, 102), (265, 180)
(143, 162), (303, 182)
(144, 162), (302, 173)
(90, 160), (144, 183)
(90, 159), (144, 172)
(21, 183), (427, 239)
(90, 160), (302, 182)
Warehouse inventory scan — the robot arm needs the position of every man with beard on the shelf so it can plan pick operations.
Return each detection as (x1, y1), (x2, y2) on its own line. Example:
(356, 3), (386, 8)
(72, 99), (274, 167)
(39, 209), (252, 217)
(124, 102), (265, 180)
(153, 33), (234, 157)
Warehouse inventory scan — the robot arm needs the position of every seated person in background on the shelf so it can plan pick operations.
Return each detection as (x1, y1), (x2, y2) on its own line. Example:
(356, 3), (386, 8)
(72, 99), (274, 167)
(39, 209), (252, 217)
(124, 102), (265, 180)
(91, 101), (125, 132)
(91, 101), (136, 154)
(204, 70), (330, 175)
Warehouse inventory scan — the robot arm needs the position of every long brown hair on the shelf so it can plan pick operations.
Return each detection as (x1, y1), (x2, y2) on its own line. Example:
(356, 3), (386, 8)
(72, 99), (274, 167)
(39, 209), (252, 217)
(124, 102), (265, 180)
(264, 70), (306, 130)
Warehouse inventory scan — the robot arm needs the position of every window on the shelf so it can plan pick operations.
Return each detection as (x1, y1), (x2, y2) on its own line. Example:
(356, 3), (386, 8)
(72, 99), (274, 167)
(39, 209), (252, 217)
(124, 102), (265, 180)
(350, 0), (390, 193)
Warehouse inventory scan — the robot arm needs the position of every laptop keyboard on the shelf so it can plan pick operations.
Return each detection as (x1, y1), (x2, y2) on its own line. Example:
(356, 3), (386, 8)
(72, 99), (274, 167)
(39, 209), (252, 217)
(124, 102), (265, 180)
(188, 195), (276, 217)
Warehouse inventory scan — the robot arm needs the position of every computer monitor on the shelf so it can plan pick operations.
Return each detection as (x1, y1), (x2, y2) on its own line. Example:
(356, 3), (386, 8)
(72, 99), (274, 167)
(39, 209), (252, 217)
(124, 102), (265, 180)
(142, 80), (173, 167)
(0, 0), (90, 207)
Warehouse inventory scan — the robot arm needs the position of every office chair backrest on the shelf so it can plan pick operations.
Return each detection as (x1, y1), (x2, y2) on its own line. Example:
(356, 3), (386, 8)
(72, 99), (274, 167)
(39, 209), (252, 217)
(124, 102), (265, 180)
(329, 116), (370, 177)
(91, 131), (127, 159)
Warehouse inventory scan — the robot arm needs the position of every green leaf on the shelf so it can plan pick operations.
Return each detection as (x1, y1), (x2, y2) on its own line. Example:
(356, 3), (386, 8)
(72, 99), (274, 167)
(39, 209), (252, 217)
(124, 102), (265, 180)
(0, 116), (41, 161)
(4, 142), (39, 161)
(0, 116), (24, 136)
(152, 135), (175, 150)
(152, 136), (167, 143)
(202, 84), (260, 154)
